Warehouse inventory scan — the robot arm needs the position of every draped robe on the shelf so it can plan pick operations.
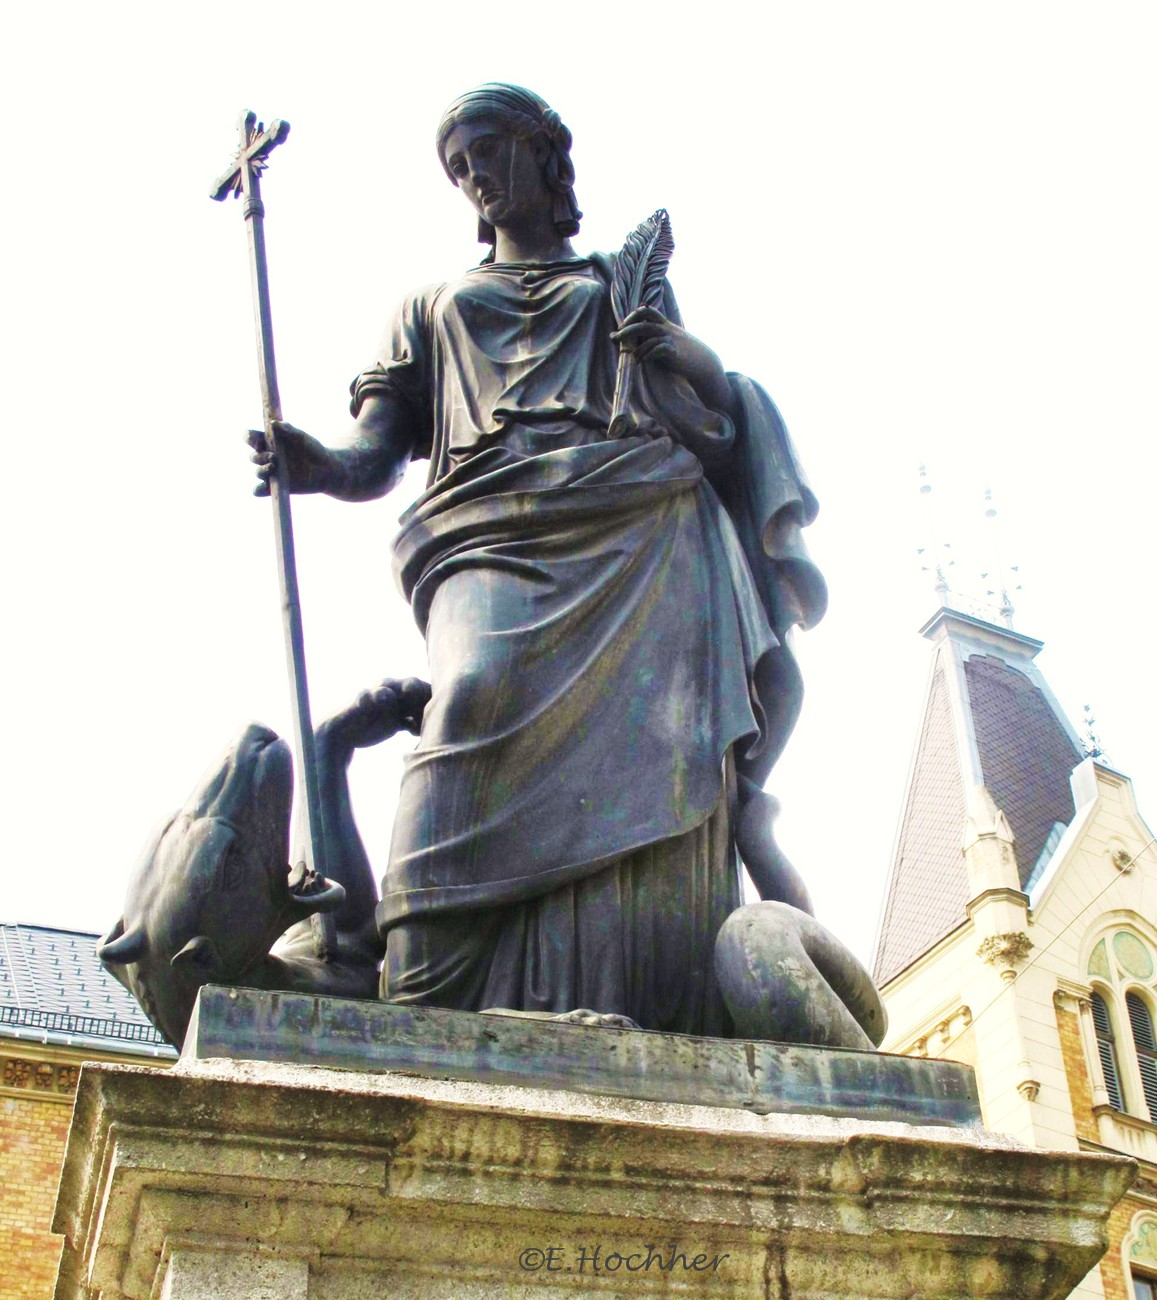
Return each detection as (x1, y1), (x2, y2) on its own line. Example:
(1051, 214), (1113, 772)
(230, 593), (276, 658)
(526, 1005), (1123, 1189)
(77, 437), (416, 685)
(351, 255), (825, 1034)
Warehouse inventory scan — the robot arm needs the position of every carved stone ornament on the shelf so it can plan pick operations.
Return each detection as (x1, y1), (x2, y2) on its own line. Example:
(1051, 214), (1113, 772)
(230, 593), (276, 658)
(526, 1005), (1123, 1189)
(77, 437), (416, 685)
(1, 1055), (80, 1095)
(978, 931), (1034, 970)
(1015, 1056), (1042, 1103)
(1016, 1075), (1042, 1103)
(1108, 838), (1135, 871)
(3, 1058), (31, 1088)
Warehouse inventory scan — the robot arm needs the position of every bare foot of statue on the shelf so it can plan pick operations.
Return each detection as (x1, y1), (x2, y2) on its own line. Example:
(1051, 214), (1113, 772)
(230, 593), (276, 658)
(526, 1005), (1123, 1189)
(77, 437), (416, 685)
(550, 1008), (640, 1029)
(481, 1007), (641, 1030)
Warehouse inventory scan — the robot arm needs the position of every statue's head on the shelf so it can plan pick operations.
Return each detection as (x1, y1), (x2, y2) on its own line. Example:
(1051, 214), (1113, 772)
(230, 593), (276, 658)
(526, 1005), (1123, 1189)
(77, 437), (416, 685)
(436, 83), (582, 252)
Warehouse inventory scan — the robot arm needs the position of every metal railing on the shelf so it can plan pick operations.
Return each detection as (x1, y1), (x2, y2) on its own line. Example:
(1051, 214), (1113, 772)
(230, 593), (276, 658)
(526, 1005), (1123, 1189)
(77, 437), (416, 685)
(0, 1004), (168, 1045)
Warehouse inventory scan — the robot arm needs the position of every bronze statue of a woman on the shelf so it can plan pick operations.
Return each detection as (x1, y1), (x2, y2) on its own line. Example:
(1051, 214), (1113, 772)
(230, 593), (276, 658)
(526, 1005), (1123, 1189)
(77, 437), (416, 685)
(104, 85), (884, 1050)
(250, 81), (839, 1028)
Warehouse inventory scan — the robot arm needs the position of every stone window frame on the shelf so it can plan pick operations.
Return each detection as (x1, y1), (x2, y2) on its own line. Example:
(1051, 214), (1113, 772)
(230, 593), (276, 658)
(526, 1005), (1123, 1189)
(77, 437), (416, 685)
(1109, 980), (1157, 1123)
(1125, 989), (1157, 1121)
(1119, 1209), (1157, 1297)
(1089, 988), (1124, 1112)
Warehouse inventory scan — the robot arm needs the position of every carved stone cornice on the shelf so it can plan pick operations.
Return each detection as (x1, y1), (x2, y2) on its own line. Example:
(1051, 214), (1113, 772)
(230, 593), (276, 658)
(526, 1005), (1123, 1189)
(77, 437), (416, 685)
(907, 1005), (973, 1059)
(0, 1050), (80, 1103)
(51, 1056), (1138, 1300)
(965, 887), (1030, 921)
(1054, 978), (1094, 1015)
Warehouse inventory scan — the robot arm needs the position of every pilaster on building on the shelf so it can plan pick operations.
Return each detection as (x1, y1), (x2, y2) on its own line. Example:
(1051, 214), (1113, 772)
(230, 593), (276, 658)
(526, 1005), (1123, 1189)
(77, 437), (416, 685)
(875, 606), (1157, 1299)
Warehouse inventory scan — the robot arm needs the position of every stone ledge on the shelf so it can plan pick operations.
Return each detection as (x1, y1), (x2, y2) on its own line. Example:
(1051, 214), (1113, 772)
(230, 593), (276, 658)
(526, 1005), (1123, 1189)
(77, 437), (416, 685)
(183, 985), (981, 1126)
(53, 1055), (1135, 1299)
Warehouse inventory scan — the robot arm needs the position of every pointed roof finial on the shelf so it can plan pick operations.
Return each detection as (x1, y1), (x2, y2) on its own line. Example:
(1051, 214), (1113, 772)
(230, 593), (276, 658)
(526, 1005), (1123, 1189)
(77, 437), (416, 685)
(1082, 704), (1106, 761)
(980, 486), (1021, 630)
(915, 462), (956, 610)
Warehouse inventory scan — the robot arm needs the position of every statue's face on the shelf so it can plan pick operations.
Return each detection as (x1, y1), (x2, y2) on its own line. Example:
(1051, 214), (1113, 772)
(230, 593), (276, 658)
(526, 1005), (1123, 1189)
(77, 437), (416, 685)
(443, 119), (551, 230)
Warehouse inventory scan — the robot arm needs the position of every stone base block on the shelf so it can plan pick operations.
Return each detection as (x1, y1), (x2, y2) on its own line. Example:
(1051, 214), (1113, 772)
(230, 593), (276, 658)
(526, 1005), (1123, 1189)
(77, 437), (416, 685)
(185, 986), (981, 1126)
(54, 1051), (1132, 1298)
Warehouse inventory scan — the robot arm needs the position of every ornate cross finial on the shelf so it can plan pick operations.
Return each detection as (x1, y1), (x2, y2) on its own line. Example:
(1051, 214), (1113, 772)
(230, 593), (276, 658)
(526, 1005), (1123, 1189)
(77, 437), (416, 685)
(1082, 704), (1106, 760)
(979, 486), (1022, 630)
(915, 463), (956, 609)
(210, 111), (291, 212)
(912, 471), (1030, 629)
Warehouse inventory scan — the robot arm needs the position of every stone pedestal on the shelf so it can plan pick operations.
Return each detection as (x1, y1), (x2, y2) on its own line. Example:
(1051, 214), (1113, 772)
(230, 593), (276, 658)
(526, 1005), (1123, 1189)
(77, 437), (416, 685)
(53, 991), (1134, 1298)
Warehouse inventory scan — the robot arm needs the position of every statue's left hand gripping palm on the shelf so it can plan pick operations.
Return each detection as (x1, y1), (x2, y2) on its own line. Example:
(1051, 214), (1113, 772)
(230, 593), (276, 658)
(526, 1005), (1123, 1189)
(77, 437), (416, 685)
(611, 306), (732, 415)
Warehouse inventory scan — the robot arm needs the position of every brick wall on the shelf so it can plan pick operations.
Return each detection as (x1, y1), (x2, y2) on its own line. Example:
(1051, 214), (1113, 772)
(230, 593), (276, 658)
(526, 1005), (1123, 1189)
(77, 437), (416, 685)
(1100, 1192), (1142, 1300)
(0, 1089), (71, 1298)
(0, 1050), (169, 1298)
(1054, 996), (1157, 1298)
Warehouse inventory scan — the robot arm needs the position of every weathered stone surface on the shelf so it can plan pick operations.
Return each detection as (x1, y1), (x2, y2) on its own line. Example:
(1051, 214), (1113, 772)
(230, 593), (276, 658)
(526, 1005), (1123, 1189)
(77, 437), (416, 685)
(160, 1248), (309, 1300)
(54, 1054), (1133, 1299)
(184, 985), (978, 1126)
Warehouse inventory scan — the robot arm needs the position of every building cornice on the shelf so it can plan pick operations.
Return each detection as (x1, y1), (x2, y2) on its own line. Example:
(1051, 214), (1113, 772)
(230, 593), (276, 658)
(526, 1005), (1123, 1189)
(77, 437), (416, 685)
(1080, 1135), (1157, 1178)
(918, 607), (1044, 660)
(965, 887), (1029, 920)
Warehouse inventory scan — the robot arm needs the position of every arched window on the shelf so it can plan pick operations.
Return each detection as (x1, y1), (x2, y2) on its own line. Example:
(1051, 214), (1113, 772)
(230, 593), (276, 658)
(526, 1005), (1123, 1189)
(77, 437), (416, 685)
(1124, 1211), (1157, 1295)
(1091, 991), (1124, 1111)
(1126, 992), (1157, 1122)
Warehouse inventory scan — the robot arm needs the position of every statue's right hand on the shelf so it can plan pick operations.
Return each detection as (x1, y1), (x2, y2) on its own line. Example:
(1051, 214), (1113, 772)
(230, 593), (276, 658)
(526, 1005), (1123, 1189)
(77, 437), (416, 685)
(247, 422), (336, 496)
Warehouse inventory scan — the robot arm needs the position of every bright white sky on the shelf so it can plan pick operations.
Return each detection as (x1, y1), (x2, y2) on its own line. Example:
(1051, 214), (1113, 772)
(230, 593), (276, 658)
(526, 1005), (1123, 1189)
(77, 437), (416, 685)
(1, 2), (1154, 969)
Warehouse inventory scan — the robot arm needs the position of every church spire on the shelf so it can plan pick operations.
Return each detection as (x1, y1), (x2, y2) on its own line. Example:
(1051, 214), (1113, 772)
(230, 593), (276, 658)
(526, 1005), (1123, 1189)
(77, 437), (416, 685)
(872, 607), (1083, 986)
(873, 478), (1081, 988)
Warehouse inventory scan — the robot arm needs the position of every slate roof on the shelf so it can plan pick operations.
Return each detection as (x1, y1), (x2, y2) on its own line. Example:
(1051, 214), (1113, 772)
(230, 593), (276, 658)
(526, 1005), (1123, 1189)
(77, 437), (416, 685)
(872, 657), (969, 986)
(0, 923), (175, 1058)
(964, 654), (1081, 889)
(873, 609), (1082, 987)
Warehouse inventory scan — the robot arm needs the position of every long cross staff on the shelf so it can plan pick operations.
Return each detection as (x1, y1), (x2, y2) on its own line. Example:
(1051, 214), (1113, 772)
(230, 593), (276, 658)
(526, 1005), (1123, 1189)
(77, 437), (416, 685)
(210, 111), (328, 886)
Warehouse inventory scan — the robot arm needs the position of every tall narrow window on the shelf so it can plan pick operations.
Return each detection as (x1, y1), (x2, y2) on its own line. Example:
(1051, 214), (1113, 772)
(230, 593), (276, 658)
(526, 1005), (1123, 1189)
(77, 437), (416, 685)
(1134, 1272), (1157, 1300)
(1126, 993), (1157, 1122)
(1091, 991), (1124, 1110)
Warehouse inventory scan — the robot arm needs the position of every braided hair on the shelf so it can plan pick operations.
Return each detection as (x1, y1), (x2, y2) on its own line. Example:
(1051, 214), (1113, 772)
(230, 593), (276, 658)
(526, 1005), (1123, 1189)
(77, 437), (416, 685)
(436, 83), (582, 255)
